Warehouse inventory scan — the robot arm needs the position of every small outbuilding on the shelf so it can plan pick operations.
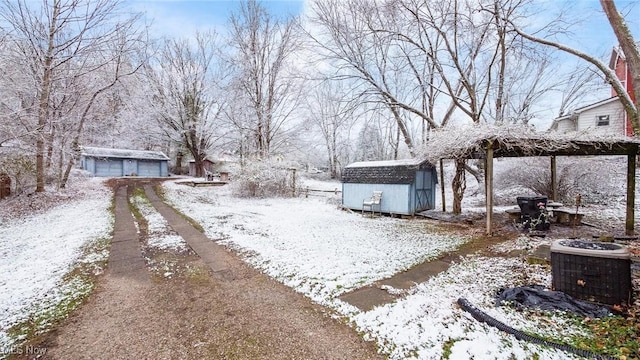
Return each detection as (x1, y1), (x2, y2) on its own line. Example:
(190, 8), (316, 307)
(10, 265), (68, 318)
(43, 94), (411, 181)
(341, 158), (437, 216)
(188, 158), (215, 177)
(81, 146), (170, 177)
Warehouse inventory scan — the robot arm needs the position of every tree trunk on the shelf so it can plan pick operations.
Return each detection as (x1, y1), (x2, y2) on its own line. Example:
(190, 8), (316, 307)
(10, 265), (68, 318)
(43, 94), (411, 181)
(452, 159), (466, 215)
(56, 142), (64, 189)
(389, 104), (415, 157)
(175, 151), (184, 175)
(194, 157), (204, 178)
(464, 162), (485, 195)
(331, 153), (339, 179)
(393, 125), (400, 160)
(440, 159), (446, 212)
(600, 0), (640, 135)
(45, 123), (55, 170)
(35, 1), (60, 192)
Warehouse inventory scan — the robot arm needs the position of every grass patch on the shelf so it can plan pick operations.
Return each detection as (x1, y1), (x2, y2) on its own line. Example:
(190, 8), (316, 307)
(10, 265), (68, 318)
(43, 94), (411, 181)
(507, 310), (640, 360)
(145, 251), (210, 285)
(185, 264), (213, 285)
(565, 314), (640, 359)
(442, 338), (460, 359)
(128, 186), (149, 234)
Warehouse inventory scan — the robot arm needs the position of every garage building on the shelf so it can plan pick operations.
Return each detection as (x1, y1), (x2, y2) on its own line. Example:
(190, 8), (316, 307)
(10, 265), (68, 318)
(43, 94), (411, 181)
(81, 147), (169, 177)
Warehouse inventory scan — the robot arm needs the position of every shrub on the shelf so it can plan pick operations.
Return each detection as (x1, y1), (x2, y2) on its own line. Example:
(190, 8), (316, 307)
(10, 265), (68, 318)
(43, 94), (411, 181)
(231, 162), (301, 198)
(495, 156), (624, 205)
(0, 153), (36, 195)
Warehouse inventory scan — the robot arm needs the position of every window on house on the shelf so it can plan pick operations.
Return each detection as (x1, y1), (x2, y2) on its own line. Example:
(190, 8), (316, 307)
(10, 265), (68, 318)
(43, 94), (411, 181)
(596, 115), (610, 126)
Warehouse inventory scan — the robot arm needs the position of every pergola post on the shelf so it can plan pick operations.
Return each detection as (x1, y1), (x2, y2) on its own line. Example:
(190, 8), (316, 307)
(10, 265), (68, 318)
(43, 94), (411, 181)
(550, 156), (557, 201)
(440, 159), (446, 212)
(485, 141), (494, 236)
(626, 149), (636, 235)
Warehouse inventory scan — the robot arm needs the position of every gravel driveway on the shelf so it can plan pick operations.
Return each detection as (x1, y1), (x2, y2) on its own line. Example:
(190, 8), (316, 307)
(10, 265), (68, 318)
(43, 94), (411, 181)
(22, 182), (383, 360)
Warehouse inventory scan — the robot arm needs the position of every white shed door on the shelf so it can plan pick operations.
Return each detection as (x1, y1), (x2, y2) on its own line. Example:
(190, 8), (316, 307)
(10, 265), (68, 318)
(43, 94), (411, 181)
(95, 159), (123, 177)
(137, 161), (161, 177)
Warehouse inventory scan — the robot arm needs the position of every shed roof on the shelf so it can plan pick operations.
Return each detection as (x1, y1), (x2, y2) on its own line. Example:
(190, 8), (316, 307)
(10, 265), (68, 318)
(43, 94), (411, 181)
(81, 146), (169, 161)
(342, 158), (434, 184)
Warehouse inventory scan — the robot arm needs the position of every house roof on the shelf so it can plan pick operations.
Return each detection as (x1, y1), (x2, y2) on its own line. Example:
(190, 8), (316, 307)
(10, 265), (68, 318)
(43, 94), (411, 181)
(342, 158), (434, 184)
(571, 97), (620, 113)
(548, 97), (620, 131)
(610, 46), (624, 69)
(81, 146), (169, 161)
(609, 42), (640, 69)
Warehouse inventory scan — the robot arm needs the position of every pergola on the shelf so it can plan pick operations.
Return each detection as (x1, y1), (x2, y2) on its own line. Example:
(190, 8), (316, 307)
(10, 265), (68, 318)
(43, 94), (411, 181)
(425, 127), (640, 235)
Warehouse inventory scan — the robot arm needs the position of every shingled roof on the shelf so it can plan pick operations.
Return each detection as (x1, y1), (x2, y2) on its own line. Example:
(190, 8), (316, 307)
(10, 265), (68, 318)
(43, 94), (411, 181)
(342, 158), (434, 184)
(81, 146), (169, 161)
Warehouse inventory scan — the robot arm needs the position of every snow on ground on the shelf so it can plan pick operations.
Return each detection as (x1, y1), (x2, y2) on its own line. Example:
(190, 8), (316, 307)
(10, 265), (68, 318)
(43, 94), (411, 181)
(129, 191), (192, 279)
(129, 193), (188, 252)
(353, 256), (580, 359)
(161, 179), (592, 359)
(0, 167), (627, 359)
(0, 178), (112, 349)
(162, 181), (469, 307)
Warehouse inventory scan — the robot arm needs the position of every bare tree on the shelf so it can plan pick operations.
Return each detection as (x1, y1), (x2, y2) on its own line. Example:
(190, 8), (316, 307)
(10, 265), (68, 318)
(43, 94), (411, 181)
(509, 0), (639, 134)
(308, 0), (439, 157)
(554, 63), (605, 117)
(304, 81), (357, 178)
(147, 32), (225, 178)
(308, 0), (611, 213)
(395, 0), (506, 213)
(0, 0), (145, 191)
(60, 40), (147, 188)
(601, 0), (640, 132)
(228, 0), (301, 160)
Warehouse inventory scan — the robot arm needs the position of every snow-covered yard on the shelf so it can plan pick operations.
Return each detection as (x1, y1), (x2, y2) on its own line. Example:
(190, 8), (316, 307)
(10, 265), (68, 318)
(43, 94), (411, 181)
(161, 179), (592, 359)
(0, 178), (113, 352)
(162, 181), (468, 307)
(0, 172), (633, 359)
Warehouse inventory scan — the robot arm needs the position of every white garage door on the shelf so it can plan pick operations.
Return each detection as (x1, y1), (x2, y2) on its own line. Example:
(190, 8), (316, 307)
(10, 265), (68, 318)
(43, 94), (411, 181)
(95, 159), (123, 177)
(137, 161), (161, 177)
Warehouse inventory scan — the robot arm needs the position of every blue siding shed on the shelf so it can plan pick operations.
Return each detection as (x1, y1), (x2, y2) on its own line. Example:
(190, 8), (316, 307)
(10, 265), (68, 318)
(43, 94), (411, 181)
(80, 147), (169, 177)
(341, 158), (437, 215)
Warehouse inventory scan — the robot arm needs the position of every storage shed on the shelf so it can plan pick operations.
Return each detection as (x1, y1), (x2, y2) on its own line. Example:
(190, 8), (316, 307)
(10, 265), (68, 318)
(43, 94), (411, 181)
(342, 158), (437, 215)
(81, 147), (169, 177)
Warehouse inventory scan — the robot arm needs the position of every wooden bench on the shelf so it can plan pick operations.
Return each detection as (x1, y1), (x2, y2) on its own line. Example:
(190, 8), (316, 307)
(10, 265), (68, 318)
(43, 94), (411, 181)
(552, 208), (585, 225)
(363, 191), (383, 217)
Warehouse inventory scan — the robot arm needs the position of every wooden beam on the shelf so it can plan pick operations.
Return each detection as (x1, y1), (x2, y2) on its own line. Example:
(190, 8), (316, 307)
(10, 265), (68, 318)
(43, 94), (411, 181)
(486, 142), (494, 235)
(550, 156), (557, 201)
(626, 150), (636, 235)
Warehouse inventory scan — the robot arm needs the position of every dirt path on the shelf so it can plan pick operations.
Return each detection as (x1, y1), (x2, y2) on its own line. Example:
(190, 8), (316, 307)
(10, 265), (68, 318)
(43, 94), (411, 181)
(28, 182), (383, 360)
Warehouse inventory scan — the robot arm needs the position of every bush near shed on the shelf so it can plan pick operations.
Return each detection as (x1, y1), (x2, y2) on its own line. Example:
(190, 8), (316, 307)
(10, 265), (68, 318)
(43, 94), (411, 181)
(232, 162), (301, 198)
(495, 157), (624, 204)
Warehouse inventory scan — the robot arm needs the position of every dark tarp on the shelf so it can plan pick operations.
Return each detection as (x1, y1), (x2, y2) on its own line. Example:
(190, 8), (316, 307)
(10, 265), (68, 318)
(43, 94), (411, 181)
(496, 285), (615, 318)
